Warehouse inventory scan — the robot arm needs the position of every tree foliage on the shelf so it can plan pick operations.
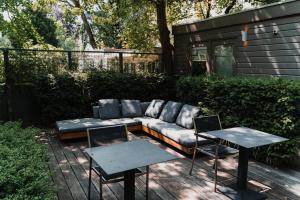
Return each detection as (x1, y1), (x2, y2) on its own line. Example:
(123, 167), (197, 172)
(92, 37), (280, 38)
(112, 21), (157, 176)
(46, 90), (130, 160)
(1, 0), (281, 51)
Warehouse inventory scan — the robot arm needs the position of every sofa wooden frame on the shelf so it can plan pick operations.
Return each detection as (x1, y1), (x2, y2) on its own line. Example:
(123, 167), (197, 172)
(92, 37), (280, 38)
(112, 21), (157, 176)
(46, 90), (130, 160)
(58, 124), (194, 155)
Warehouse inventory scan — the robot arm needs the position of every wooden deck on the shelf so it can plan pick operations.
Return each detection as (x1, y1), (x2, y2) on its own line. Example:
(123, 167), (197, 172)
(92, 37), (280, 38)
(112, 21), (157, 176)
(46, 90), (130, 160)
(43, 130), (300, 200)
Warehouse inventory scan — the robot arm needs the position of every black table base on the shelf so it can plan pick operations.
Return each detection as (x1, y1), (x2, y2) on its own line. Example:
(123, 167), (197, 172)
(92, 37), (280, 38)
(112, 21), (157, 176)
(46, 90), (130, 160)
(218, 183), (267, 200)
(124, 169), (136, 200)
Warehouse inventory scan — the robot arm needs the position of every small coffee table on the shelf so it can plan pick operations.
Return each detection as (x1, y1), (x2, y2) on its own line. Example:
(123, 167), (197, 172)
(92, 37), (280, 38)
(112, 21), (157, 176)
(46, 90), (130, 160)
(84, 139), (177, 200)
(206, 127), (288, 200)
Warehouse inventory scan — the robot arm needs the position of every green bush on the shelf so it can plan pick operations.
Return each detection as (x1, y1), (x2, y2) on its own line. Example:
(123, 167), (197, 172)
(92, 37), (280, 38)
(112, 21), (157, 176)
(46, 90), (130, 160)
(0, 122), (55, 199)
(34, 73), (89, 125)
(177, 76), (300, 165)
(87, 71), (175, 102)
(33, 71), (175, 126)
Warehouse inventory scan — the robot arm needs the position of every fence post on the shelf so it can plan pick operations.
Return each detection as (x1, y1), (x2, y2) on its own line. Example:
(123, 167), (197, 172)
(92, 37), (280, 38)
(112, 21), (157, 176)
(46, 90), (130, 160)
(3, 49), (13, 121)
(67, 51), (72, 69)
(119, 52), (124, 73)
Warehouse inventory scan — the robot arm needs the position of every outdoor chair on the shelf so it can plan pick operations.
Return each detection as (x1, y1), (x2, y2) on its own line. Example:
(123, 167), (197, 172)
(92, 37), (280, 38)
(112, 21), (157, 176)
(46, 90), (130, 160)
(189, 115), (239, 192)
(87, 124), (150, 200)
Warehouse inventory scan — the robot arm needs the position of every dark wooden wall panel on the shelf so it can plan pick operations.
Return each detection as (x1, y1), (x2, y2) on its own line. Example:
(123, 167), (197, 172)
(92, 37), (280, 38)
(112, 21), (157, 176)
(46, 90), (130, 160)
(173, 1), (300, 78)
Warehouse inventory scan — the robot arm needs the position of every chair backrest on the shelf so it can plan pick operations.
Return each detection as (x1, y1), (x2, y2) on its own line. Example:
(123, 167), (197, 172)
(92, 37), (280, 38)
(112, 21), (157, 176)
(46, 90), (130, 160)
(193, 115), (222, 139)
(87, 124), (128, 148)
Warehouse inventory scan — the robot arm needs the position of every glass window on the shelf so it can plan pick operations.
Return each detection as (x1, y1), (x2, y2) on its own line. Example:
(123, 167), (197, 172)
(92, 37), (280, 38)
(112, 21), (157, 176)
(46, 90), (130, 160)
(191, 45), (207, 75)
(214, 45), (233, 76)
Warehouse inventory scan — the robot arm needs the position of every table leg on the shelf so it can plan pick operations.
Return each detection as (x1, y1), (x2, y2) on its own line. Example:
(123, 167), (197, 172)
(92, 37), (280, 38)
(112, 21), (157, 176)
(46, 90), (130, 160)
(237, 146), (249, 189)
(124, 169), (135, 200)
(218, 146), (267, 200)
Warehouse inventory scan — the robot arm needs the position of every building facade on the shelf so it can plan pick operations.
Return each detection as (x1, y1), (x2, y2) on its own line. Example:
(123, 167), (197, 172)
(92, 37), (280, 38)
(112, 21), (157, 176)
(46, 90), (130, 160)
(172, 0), (300, 79)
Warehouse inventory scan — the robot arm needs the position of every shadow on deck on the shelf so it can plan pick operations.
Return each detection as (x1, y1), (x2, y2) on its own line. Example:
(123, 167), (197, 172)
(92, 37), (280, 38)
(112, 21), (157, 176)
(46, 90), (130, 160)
(43, 130), (300, 200)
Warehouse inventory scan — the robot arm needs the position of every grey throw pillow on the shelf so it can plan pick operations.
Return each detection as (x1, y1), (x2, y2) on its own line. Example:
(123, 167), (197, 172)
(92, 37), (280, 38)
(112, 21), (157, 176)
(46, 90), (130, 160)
(145, 100), (165, 118)
(121, 100), (143, 118)
(159, 101), (183, 123)
(140, 102), (151, 114)
(98, 99), (121, 119)
(176, 104), (202, 129)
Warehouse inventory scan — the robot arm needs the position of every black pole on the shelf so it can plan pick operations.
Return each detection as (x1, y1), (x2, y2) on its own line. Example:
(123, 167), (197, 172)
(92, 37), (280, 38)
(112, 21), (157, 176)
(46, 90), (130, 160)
(119, 52), (123, 73)
(67, 51), (72, 70)
(3, 49), (13, 121)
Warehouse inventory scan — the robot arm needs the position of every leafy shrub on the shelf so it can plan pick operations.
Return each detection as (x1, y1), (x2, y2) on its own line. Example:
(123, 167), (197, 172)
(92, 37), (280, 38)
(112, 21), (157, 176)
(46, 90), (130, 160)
(33, 71), (175, 125)
(0, 122), (55, 199)
(87, 71), (175, 102)
(177, 76), (300, 165)
(34, 73), (89, 125)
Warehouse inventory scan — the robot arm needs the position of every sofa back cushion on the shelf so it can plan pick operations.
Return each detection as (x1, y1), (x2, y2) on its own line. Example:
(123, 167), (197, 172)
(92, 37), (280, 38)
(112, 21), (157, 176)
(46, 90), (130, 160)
(121, 100), (143, 118)
(98, 99), (121, 119)
(93, 106), (100, 118)
(176, 104), (202, 129)
(140, 102), (151, 115)
(159, 101), (183, 123)
(145, 100), (165, 118)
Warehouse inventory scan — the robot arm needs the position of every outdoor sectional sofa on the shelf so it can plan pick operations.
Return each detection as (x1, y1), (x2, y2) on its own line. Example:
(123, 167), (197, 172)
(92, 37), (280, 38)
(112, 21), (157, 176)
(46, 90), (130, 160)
(56, 99), (211, 154)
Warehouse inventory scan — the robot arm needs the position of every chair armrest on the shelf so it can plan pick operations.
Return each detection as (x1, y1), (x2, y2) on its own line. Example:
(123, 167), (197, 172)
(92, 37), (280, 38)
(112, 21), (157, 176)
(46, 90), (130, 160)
(195, 132), (219, 142)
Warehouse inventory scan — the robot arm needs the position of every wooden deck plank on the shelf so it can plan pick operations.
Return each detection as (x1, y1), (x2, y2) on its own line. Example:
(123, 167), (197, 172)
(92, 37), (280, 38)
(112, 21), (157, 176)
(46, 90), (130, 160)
(48, 134), (88, 200)
(67, 139), (148, 200)
(62, 141), (118, 200)
(58, 144), (100, 200)
(72, 140), (148, 200)
(45, 134), (73, 200)
(46, 131), (300, 200)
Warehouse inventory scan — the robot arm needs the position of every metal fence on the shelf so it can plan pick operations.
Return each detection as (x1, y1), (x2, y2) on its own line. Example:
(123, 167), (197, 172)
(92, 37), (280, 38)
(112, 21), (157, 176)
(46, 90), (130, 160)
(0, 48), (163, 84)
(0, 48), (163, 123)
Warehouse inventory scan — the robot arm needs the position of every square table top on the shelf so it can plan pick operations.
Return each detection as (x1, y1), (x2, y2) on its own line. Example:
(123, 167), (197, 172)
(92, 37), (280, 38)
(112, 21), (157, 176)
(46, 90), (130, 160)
(206, 127), (288, 149)
(84, 140), (177, 176)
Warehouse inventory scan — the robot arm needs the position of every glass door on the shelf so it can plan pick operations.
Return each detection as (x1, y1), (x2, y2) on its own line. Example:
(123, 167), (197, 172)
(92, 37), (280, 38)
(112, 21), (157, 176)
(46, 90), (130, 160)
(212, 42), (235, 76)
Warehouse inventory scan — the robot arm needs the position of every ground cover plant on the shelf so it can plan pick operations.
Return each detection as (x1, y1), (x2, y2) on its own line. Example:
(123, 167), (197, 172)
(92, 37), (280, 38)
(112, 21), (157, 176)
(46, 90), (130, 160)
(0, 122), (55, 199)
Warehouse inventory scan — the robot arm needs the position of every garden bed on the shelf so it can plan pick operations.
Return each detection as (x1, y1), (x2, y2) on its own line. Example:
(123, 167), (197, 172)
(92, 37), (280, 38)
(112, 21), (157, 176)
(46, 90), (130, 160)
(0, 122), (55, 199)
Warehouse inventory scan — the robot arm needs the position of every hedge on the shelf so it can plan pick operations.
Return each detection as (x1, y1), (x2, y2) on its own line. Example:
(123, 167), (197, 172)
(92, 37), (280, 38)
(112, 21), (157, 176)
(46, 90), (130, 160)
(10, 71), (300, 165)
(34, 71), (175, 125)
(0, 122), (55, 199)
(176, 76), (300, 165)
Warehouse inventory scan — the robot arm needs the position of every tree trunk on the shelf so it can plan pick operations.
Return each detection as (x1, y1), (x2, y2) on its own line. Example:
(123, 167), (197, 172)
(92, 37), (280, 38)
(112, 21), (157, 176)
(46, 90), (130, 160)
(206, 0), (212, 18)
(224, 0), (237, 14)
(72, 0), (97, 49)
(155, 0), (173, 74)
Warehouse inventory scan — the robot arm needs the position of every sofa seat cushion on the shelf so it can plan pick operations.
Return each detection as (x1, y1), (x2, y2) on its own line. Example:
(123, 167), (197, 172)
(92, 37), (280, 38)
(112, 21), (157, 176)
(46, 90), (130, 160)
(133, 117), (155, 126)
(163, 127), (211, 148)
(57, 118), (106, 133)
(98, 99), (121, 119)
(101, 118), (141, 127)
(159, 101), (183, 123)
(121, 100), (143, 118)
(148, 120), (178, 134)
(176, 104), (202, 129)
(145, 100), (165, 118)
(56, 118), (140, 134)
(147, 120), (211, 148)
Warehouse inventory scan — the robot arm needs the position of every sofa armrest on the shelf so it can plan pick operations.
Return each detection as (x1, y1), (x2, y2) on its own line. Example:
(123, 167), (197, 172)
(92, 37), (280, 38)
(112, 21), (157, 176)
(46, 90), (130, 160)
(92, 106), (100, 118)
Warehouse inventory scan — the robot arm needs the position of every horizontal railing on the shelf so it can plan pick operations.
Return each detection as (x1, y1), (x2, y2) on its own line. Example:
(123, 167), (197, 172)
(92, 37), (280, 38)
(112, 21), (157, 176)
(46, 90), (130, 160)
(0, 48), (163, 83)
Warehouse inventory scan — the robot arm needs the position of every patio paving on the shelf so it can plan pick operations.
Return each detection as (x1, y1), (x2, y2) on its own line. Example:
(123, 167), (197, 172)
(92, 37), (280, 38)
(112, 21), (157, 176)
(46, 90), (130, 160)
(43, 130), (300, 200)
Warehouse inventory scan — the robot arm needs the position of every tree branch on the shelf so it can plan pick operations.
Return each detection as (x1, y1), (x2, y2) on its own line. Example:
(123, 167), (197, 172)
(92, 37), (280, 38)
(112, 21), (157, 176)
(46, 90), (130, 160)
(224, 0), (237, 14)
(205, 0), (211, 18)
